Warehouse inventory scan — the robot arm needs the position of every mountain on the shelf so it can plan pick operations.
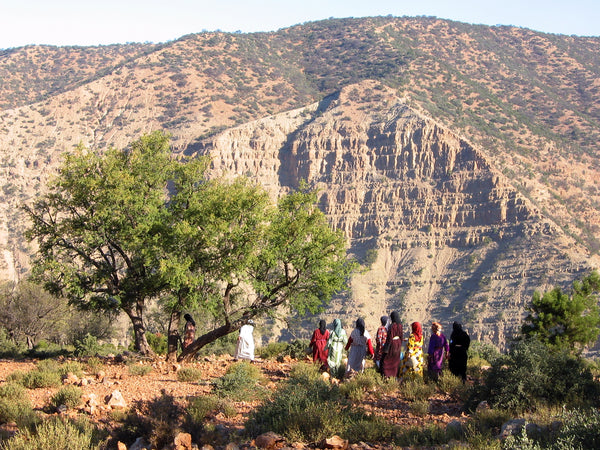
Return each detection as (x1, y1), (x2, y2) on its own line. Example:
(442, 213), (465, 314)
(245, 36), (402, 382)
(1, 17), (599, 349)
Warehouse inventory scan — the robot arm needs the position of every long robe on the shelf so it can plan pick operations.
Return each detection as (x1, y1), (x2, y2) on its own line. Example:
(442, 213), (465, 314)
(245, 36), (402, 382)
(182, 321), (195, 349)
(427, 332), (449, 380)
(327, 324), (348, 374)
(449, 325), (470, 381)
(310, 328), (330, 369)
(381, 322), (403, 378)
(345, 328), (373, 373)
(234, 324), (255, 361)
(374, 325), (388, 368)
(399, 333), (424, 379)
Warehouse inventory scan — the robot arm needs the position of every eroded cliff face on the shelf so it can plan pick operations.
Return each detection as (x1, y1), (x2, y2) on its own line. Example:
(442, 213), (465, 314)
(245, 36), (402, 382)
(195, 80), (597, 349)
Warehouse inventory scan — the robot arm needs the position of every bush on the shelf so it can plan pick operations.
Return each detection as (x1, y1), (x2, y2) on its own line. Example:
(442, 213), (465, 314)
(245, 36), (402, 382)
(246, 362), (399, 444)
(483, 339), (599, 412)
(2, 416), (103, 450)
(469, 341), (501, 364)
(21, 369), (61, 389)
(127, 364), (152, 377)
(259, 339), (310, 361)
(50, 385), (82, 410)
(400, 373), (435, 402)
(74, 334), (102, 357)
(177, 367), (202, 383)
(0, 328), (24, 357)
(552, 408), (600, 449)
(339, 368), (396, 401)
(0, 383), (38, 430)
(146, 332), (167, 355)
(86, 356), (104, 375)
(212, 361), (265, 401)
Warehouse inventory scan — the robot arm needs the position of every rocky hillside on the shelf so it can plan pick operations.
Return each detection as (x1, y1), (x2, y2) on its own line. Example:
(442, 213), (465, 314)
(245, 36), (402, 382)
(0, 17), (599, 349)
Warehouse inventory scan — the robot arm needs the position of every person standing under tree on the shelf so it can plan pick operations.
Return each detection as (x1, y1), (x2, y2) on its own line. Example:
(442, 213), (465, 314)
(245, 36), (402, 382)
(448, 321), (470, 383)
(310, 319), (330, 370)
(182, 314), (196, 350)
(234, 320), (255, 361)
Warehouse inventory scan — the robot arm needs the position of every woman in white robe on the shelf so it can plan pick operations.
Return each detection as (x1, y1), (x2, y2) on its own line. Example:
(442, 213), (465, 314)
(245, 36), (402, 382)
(234, 320), (255, 361)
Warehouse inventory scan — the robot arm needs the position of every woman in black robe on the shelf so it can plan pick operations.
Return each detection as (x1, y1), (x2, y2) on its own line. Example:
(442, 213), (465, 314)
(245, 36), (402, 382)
(448, 321), (470, 383)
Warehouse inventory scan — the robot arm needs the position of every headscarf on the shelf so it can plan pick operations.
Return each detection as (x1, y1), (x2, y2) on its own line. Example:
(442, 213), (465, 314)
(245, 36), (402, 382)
(332, 319), (343, 337)
(390, 311), (401, 324)
(356, 318), (365, 336)
(453, 321), (462, 333)
(319, 319), (326, 334)
(411, 321), (422, 342)
(184, 314), (195, 327)
(380, 316), (388, 327)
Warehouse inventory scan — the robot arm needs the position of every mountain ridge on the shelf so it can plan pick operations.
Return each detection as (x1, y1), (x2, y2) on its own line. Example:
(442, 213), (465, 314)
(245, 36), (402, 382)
(1, 16), (599, 349)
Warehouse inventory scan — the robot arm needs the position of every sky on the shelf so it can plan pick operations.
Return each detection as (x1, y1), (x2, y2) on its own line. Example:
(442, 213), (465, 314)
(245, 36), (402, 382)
(1, 0), (598, 49)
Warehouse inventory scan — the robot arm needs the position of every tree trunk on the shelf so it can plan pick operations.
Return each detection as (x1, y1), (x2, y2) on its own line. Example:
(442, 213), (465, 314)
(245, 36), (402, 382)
(166, 310), (181, 362)
(124, 304), (154, 357)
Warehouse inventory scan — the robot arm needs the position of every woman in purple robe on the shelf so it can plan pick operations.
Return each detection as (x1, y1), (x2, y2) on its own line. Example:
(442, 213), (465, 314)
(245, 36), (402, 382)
(427, 322), (449, 381)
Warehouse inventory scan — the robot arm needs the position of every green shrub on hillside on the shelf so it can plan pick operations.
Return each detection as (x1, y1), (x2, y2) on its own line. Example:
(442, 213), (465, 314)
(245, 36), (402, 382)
(482, 339), (599, 412)
(246, 362), (402, 444)
(212, 361), (265, 401)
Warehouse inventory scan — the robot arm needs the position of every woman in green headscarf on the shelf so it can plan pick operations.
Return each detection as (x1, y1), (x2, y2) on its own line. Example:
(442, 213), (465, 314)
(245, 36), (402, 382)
(326, 319), (348, 377)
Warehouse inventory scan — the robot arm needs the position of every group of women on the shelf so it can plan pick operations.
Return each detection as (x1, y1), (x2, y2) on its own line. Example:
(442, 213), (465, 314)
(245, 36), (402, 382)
(309, 315), (470, 382)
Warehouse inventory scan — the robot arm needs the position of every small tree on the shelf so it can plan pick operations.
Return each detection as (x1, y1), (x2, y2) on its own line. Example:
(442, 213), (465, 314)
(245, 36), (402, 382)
(521, 270), (600, 354)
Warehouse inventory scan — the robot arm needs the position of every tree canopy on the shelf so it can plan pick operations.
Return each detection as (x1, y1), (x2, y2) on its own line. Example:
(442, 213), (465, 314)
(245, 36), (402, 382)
(521, 270), (600, 354)
(24, 131), (353, 359)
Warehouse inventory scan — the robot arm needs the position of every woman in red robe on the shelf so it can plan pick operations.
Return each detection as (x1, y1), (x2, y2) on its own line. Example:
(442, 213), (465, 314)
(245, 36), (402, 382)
(310, 319), (330, 370)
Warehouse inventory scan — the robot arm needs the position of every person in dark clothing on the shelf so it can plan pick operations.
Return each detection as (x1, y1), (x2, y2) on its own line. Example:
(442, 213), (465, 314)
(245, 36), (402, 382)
(448, 321), (470, 383)
(381, 311), (403, 378)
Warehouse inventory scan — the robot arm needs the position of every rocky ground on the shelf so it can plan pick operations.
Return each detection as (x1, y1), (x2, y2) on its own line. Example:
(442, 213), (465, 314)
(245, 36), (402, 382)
(0, 355), (468, 449)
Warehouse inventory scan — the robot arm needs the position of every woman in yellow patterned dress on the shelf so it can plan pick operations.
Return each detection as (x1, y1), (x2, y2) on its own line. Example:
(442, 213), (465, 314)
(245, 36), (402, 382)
(400, 321), (424, 380)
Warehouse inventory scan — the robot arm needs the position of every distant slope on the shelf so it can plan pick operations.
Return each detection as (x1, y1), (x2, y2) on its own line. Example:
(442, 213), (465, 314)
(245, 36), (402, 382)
(0, 17), (599, 348)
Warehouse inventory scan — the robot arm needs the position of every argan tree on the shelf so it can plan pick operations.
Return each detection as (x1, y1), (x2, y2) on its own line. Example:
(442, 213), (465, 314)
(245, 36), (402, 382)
(24, 131), (353, 359)
(23, 131), (195, 355)
(521, 270), (600, 354)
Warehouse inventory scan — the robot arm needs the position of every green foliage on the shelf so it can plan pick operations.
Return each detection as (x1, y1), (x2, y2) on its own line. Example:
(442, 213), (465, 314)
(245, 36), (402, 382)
(521, 271), (600, 353)
(246, 362), (400, 444)
(259, 339), (310, 360)
(177, 367), (202, 383)
(2, 416), (104, 450)
(0, 328), (24, 357)
(74, 334), (102, 357)
(483, 339), (600, 412)
(551, 408), (600, 449)
(186, 395), (237, 425)
(111, 394), (183, 450)
(212, 361), (265, 401)
(469, 340), (501, 364)
(146, 332), (167, 355)
(0, 382), (38, 430)
(50, 385), (82, 410)
(339, 368), (396, 401)
(21, 369), (61, 389)
(127, 364), (153, 377)
(400, 373), (435, 402)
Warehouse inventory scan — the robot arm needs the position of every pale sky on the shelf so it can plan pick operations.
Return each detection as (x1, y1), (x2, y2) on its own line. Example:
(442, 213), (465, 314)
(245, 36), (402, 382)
(1, 0), (598, 49)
